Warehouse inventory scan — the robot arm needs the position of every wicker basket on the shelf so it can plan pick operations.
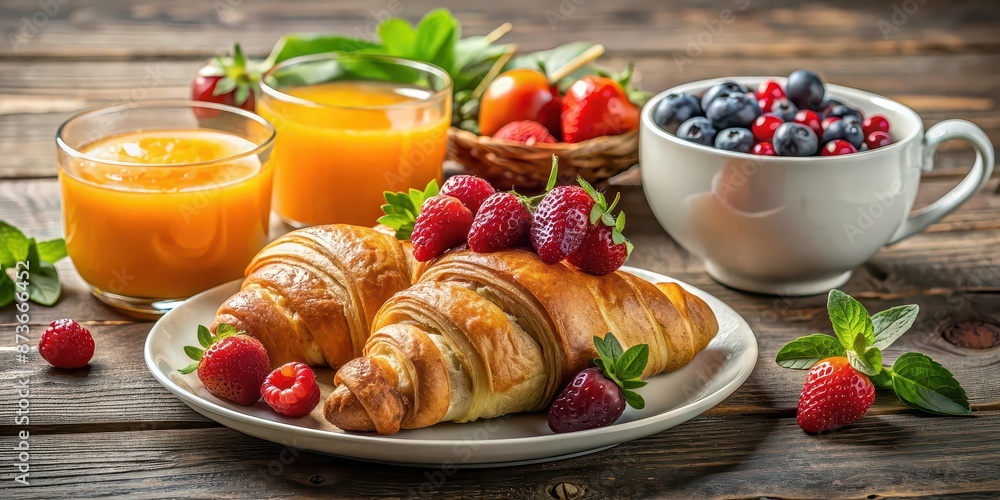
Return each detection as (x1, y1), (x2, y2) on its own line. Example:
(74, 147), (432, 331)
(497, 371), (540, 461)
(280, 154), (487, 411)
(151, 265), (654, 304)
(447, 127), (638, 191)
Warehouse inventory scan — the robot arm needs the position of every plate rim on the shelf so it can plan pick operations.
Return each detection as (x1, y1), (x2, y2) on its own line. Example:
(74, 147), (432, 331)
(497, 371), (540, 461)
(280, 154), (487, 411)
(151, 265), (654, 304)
(144, 266), (757, 449)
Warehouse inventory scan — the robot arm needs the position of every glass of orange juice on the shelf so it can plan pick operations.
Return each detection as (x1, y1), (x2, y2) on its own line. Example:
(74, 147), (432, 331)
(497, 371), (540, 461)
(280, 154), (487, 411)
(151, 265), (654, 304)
(258, 53), (452, 227)
(56, 100), (276, 317)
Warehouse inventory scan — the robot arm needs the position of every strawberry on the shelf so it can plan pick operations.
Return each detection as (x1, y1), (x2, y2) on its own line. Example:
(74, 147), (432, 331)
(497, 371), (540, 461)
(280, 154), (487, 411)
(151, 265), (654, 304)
(468, 192), (533, 252)
(530, 186), (594, 263)
(561, 74), (640, 143)
(261, 362), (321, 418)
(492, 120), (558, 145)
(567, 224), (629, 276)
(38, 319), (94, 369)
(440, 175), (496, 215)
(548, 333), (648, 433)
(191, 43), (259, 118)
(797, 356), (876, 433)
(180, 324), (271, 406)
(411, 195), (474, 262)
(377, 180), (440, 240)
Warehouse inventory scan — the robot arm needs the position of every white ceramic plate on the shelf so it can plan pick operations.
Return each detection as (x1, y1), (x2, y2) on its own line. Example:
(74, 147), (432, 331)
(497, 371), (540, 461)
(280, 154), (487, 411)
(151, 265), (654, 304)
(144, 267), (757, 467)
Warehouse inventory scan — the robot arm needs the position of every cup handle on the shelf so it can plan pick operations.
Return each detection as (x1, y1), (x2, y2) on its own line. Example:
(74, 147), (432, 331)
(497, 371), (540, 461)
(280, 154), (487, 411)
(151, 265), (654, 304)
(888, 120), (995, 244)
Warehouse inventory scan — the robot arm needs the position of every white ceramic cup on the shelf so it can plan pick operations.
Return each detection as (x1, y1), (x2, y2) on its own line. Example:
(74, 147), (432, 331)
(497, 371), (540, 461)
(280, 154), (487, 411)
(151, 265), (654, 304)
(640, 77), (995, 296)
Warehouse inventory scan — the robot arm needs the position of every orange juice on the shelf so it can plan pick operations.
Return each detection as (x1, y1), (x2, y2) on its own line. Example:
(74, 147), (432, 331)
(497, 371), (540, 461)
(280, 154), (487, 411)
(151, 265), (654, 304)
(59, 130), (273, 299)
(258, 80), (449, 227)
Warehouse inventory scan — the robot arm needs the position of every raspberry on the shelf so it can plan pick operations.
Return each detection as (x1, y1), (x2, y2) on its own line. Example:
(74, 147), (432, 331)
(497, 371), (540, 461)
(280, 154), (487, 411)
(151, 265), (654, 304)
(530, 186), (594, 263)
(411, 195), (474, 262)
(468, 192), (532, 252)
(261, 362), (321, 418)
(440, 175), (496, 215)
(492, 120), (557, 145)
(39, 319), (94, 368)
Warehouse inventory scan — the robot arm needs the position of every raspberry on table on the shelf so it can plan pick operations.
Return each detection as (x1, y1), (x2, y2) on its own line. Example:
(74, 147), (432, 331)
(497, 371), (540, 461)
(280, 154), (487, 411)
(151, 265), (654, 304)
(39, 319), (95, 369)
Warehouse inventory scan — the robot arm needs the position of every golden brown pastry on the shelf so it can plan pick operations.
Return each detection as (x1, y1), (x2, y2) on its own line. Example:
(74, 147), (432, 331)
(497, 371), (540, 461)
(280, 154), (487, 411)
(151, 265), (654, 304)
(324, 249), (718, 434)
(212, 225), (414, 370)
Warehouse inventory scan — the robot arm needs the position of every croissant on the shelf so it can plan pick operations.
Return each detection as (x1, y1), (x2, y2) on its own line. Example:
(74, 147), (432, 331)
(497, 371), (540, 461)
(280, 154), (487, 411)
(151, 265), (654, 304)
(324, 249), (719, 435)
(212, 224), (414, 370)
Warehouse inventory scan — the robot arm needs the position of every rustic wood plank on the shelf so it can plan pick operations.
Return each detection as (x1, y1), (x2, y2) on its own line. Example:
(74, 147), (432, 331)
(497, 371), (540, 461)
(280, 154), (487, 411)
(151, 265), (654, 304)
(2, 412), (998, 498)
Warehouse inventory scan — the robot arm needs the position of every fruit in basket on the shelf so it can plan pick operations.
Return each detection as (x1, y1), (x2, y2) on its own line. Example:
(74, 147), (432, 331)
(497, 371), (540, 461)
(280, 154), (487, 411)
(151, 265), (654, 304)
(179, 324), (271, 406)
(785, 70), (825, 111)
(796, 356), (875, 433)
(652, 93), (702, 128)
(705, 92), (761, 129)
(411, 195), (474, 262)
(676, 117), (717, 146)
(492, 120), (558, 145)
(468, 192), (533, 252)
(700, 81), (749, 111)
(479, 69), (562, 138)
(530, 186), (595, 263)
(39, 319), (95, 369)
(261, 362), (322, 417)
(773, 122), (819, 157)
(440, 175), (496, 215)
(561, 75), (640, 143)
(714, 127), (754, 153)
(191, 43), (256, 118)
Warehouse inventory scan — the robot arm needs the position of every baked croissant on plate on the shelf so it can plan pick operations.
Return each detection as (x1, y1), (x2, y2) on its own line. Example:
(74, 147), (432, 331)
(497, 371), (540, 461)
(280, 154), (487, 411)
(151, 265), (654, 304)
(324, 249), (719, 435)
(212, 225), (414, 370)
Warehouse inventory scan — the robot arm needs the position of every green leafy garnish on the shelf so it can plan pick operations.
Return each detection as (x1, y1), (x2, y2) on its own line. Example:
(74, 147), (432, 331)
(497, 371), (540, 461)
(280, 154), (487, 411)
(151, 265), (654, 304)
(775, 289), (970, 416)
(577, 176), (633, 260)
(376, 180), (440, 240)
(178, 323), (243, 375)
(592, 332), (649, 410)
(0, 220), (67, 307)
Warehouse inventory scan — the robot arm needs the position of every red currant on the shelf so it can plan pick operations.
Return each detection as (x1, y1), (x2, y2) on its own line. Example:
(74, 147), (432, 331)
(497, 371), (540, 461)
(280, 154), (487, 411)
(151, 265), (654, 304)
(793, 110), (823, 140)
(757, 80), (785, 100)
(821, 139), (858, 156)
(862, 115), (890, 137)
(751, 114), (783, 143)
(758, 96), (775, 113)
(865, 131), (893, 150)
(752, 142), (776, 156)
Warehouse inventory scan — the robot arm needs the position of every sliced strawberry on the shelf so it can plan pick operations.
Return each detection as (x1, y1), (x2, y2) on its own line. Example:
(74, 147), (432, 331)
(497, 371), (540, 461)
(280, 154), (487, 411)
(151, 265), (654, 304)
(411, 195), (474, 262)
(468, 192), (533, 252)
(797, 356), (876, 433)
(440, 175), (496, 215)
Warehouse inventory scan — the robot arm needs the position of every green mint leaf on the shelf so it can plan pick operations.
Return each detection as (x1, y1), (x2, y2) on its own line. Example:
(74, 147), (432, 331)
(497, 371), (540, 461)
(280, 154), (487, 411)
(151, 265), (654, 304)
(775, 333), (846, 369)
(177, 362), (200, 375)
(545, 156), (559, 192)
(184, 345), (205, 361)
(870, 368), (893, 389)
(603, 333), (624, 362)
(615, 344), (649, 381)
(622, 389), (645, 410)
(25, 241), (60, 306)
(266, 34), (377, 66)
(36, 238), (67, 264)
(414, 8), (460, 72)
(871, 304), (919, 350)
(621, 379), (647, 390)
(891, 352), (971, 415)
(827, 289), (874, 350)
(197, 325), (213, 348)
(378, 18), (418, 57)
(592, 335), (612, 362)
(0, 220), (29, 267)
(0, 270), (14, 308)
(847, 336), (880, 376)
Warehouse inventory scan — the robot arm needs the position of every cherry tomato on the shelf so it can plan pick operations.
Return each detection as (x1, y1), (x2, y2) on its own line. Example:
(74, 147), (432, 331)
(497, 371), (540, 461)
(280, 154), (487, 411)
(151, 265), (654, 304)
(479, 69), (561, 138)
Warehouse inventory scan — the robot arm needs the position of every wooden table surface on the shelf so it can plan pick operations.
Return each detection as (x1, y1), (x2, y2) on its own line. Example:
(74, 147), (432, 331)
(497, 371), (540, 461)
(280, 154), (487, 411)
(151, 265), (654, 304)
(1, 0), (999, 498)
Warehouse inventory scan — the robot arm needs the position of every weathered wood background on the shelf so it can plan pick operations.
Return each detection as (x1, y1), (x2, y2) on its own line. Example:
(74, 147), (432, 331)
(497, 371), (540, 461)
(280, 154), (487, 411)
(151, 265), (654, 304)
(1, 0), (998, 498)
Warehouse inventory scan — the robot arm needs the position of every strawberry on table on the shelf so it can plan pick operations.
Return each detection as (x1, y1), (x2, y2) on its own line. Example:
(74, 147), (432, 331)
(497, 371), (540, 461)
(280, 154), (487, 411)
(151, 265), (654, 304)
(180, 323), (271, 406)
(39, 319), (94, 369)
(796, 356), (875, 433)
(261, 362), (322, 418)
(548, 333), (648, 433)
(561, 74), (639, 143)
(411, 195), (474, 262)
(468, 192), (533, 252)
(440, 175), (496, 215)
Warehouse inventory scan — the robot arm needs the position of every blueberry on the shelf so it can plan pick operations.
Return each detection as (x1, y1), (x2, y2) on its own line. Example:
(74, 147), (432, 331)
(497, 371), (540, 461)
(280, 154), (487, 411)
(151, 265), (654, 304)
(769, 98), (798, 122)
(700, 81), (749, 111)
(841, 113), (862, 125)
(653, 93), (702, 129)
(714, 128), (754, 153)
(773, 122), (818, 156)
(827, 104), (862, 122)
(786, 70), (825, 111)
(676, 117), (717, 146)
(706, 93), (761, 129)
(819, 98), (843, 115)
(822, 119), (864, 149)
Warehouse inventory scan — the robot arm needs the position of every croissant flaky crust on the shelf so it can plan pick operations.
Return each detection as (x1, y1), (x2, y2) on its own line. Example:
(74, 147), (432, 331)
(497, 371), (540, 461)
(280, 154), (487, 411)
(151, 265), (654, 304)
(324, 248), (719, 435)
(212, 225), (414, 370)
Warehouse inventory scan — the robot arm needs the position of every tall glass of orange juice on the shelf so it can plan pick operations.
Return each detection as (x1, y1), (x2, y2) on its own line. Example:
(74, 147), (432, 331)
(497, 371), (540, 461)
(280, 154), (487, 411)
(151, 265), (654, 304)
(56, 101), (276, 317)
(258, 53), (452, 227)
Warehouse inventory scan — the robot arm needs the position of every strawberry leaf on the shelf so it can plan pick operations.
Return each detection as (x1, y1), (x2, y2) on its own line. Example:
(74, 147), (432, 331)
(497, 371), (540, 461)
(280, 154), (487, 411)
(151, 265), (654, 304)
(871, 304), (919, 350)
(589, 204), (604, 225)
(197, 325), (213, 348)
(213, 76), (238, 96)
(775, 333), (846, 369)
(615, 212), (626, 232)
(177, 362), (199, 375)
(184, 345), (205, 362)
(545, 156), (559, 192)
(827, 289), (874, 351)
(847, 335), (880, 376)
(611, 229), (626, 246)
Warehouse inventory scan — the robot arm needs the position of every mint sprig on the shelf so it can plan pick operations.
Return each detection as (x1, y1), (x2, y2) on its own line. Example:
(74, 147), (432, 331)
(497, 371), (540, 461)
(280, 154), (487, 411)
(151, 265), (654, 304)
(0, 220), (67, 307)
(592, 332), (649, 410)
(178, 323), (242, 375)
(775, 289), (971, 416)
(377, 180), (440, 240)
